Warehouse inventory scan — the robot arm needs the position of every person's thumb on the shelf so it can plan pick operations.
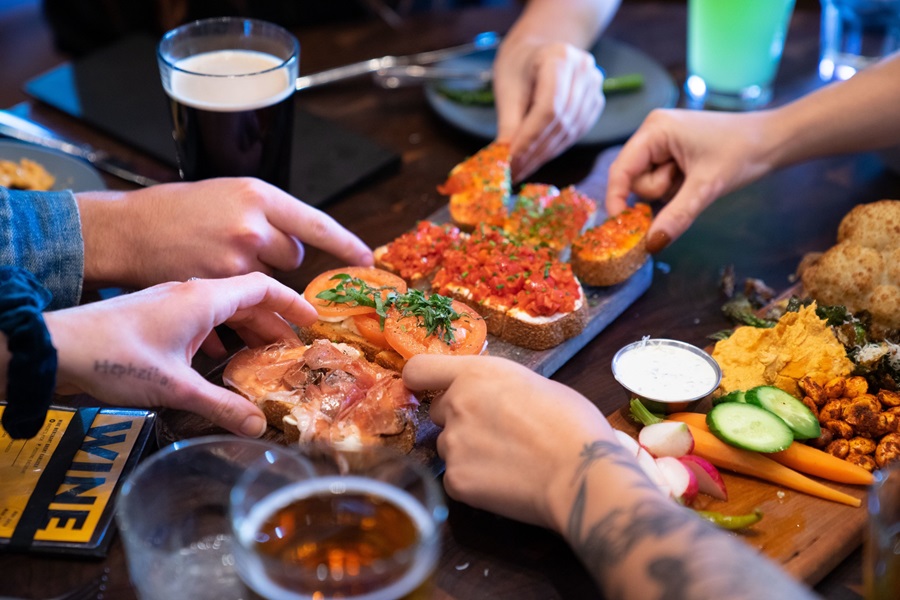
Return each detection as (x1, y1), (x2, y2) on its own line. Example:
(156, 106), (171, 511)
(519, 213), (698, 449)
(176, 377), (268, 438)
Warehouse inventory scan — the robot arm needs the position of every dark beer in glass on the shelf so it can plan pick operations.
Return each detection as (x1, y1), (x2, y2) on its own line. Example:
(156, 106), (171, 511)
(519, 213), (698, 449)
(158, 18), (299, 191)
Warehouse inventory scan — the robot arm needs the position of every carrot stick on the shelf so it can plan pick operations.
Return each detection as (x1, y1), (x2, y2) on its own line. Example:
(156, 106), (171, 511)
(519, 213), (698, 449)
(668, 412), (874, 486)
(674, 422), (862, 508)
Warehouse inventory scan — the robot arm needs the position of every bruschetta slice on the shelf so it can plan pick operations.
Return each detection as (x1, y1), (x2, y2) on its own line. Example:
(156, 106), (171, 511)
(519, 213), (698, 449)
(505, 184), (597, 255)
(437, 141), (511, 230)
(223, 338), (418, 452)
(571, 203), (652, 286)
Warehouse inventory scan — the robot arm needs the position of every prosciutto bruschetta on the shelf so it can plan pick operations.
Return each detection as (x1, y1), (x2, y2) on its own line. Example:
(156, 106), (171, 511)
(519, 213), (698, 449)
(223, 338), (418, 452)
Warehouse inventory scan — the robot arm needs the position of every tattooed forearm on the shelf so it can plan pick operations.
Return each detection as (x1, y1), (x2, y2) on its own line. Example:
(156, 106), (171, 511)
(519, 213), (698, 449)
(565, 440), (817, 600)
(94, 360), (173, 388)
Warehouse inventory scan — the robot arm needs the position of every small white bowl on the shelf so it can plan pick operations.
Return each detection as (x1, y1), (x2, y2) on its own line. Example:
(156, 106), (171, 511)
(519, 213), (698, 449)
(611, 338), (722, 413)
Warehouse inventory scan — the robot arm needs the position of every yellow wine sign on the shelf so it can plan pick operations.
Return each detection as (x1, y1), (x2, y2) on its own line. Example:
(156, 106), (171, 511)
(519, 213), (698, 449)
(1, 406), (150, 547)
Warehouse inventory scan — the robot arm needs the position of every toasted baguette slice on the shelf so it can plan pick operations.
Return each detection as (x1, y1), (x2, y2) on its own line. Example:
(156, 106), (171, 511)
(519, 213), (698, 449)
(502, 286), (589, 350)
(373, 221), (462, 288)
(571, 203), (652, 286)
(223, 339), (417, 452)
(297, 319), (408, 372)
(505, 185), (597, 255)
(438, 142), (511, 230)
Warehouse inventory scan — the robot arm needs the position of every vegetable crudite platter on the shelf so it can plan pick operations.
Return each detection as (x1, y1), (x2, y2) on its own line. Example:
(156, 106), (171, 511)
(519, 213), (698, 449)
(157, 142), (655, 473)
(606, 199), (900, 586)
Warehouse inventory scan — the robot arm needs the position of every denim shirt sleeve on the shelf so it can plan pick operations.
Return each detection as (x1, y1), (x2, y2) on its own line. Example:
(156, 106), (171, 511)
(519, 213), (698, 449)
(0, 186), (84, 309)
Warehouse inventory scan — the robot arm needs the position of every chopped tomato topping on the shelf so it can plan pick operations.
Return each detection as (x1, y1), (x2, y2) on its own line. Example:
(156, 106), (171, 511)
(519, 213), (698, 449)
(379, 221), (461, 280)
(438, 142), (511, 228)
(573, 203), (652, 261)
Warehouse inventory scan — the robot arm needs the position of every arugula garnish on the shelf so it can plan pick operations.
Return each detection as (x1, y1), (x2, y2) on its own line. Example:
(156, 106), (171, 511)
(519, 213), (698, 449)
(314, 274), (462, 344)
(391, 289), (462, 345)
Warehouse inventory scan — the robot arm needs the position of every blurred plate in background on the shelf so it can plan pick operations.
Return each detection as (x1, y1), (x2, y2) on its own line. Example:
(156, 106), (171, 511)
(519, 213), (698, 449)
(424, 38), (678, 146)
(0, 139), (106, 192)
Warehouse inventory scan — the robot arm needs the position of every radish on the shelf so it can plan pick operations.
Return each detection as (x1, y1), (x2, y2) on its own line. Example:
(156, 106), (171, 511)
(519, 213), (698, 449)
(655, 456), (699, 506)
(638, 421), (694, 458)
(613, 429), (641, 457)
(678, 455), (728, 501)
(637, 447), (672, 498)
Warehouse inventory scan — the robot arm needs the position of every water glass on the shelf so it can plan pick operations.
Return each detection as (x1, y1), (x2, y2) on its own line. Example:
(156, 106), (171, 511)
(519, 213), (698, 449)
(116, 436), (313, 600)
(864, 463), (900, 600)
(686, 0), (796, 110)
(819, 0), (900, 81)
(157, 17), (299, 190)
(231, 444), (447, 600)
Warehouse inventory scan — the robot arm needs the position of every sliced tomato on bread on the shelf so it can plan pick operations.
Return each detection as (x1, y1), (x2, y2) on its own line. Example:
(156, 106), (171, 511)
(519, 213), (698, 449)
(384, 296), (487, 359)
(304, 266), (408, 319)
(352, 313), (393, 350)
(438, 141), (511, 229)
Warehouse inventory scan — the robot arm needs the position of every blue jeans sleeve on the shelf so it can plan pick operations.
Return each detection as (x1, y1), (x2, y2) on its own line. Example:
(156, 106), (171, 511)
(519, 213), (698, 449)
(0, 186), (84, 309)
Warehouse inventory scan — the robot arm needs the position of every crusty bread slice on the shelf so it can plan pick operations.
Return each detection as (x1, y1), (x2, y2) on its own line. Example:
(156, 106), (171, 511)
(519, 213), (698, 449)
(502, 287), (589, 350)
(438, 142), (511, 230)
(297, 319), (407, 372)
(571, 203), (652, 287)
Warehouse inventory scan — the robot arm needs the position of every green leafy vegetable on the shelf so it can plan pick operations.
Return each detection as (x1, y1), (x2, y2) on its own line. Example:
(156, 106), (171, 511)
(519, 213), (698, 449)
(437, 73), (645, 107)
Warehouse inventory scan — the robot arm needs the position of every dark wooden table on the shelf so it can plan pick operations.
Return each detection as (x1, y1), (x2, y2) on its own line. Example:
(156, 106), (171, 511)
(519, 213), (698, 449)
(1, 2), (896, 598)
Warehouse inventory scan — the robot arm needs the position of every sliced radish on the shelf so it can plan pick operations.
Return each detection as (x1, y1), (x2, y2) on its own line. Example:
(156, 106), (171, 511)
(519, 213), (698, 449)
(638, 421), (695, 458)
(678, 455), (728, 501)
(655, 456), (699, 506)
(637, 447), (672, 498)
(613, 429), (641, 457)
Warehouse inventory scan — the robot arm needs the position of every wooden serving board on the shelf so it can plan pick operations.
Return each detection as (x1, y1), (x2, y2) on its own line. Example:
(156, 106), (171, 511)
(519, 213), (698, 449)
(608, 403), (868, 587)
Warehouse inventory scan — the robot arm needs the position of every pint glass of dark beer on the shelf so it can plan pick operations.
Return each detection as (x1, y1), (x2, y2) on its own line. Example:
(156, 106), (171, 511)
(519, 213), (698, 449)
(230, 445), (447, 600)
(157, 17), (299, 190)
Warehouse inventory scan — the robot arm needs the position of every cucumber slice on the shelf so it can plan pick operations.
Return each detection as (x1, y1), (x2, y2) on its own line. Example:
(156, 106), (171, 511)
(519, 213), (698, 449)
(712, 389), (746, 406)
(706, 402), (794, 453)
(745, 385), (822, 440)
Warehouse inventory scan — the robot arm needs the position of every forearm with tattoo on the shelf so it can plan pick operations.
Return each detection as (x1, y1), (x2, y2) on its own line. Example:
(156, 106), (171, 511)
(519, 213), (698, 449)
(565, 441), (817, 600)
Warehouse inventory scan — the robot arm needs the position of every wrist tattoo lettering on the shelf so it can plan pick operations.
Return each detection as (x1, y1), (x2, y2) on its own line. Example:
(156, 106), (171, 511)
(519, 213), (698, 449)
(566, 441), (807, 600)
(94, 360), (172, 388)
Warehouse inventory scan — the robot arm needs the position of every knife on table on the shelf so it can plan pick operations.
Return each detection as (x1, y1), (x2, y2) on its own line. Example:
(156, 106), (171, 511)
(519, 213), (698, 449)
(0, 110), (159, 187)
(296, 31), (501, 91)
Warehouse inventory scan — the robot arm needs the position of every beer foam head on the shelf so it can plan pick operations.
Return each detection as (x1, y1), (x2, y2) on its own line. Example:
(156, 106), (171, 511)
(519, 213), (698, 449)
(169, 50), (294, 112)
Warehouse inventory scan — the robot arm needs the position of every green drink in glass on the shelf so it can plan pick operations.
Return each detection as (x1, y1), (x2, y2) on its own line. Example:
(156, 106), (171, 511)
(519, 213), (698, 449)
(687, 0), (796, 110)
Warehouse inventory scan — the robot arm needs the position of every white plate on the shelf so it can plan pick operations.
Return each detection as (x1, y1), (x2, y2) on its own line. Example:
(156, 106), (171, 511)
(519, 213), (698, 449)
(424, 37), (679, 146)
(0, 139), (106, 192)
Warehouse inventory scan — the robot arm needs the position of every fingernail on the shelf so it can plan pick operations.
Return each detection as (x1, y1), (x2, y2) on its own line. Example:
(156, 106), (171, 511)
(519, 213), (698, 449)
(240, 415), (266, 438)
(646, 231), (671, 254)
(359, 250), (375, 267)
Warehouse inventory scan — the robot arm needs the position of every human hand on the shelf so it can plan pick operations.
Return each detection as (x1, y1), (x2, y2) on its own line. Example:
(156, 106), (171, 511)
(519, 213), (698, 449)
(605, 109), (777, 252)
(403, 354), (613, 531)
(45, 272), (317, 437)
(77, 178), (374, 289)
(494, 36), (604, 181)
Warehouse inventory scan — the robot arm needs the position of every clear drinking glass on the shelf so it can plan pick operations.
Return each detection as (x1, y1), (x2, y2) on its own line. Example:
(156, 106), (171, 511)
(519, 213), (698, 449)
(231, 444), (447, 600)
(157, 17), (299, 190)
(819, 0), (900, 81)
(116, 436), (313, 600)
(686, 0), (796, 110)
(864, 463), (900, 600)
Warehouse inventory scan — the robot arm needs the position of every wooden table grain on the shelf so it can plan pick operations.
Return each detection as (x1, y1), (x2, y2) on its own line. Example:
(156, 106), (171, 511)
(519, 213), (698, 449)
(1, 2), (895, 598)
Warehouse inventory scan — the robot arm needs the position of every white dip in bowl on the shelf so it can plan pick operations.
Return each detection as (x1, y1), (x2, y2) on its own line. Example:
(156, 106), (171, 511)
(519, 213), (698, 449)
(612, 338), (721, 412)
